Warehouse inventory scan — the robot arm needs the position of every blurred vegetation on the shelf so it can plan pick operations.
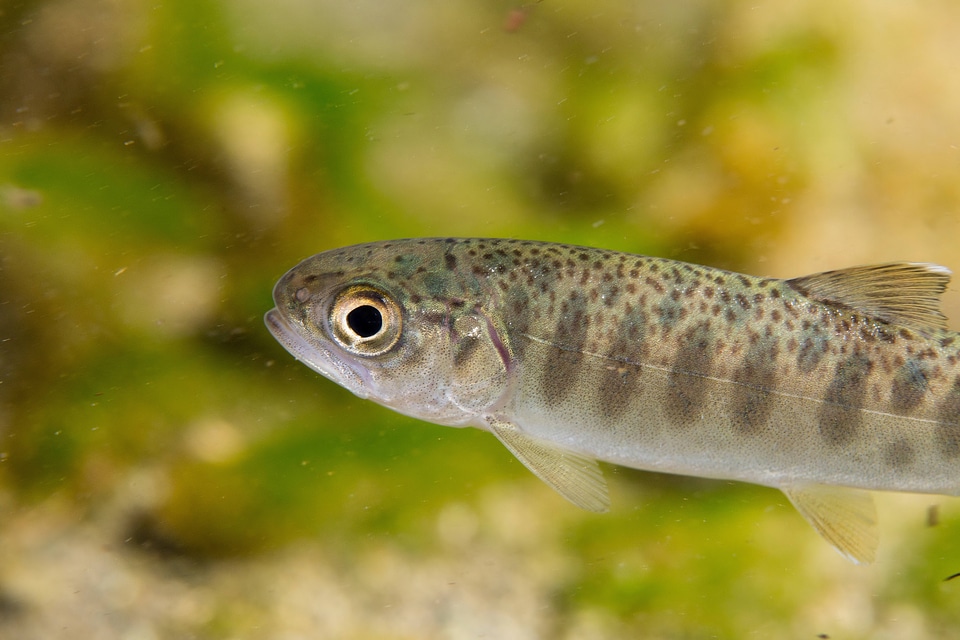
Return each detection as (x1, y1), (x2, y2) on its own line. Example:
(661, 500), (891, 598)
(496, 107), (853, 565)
(2, 0), (960, 638)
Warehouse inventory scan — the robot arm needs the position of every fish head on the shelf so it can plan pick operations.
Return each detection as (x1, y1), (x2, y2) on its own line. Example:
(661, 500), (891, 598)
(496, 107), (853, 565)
(265, 241), (512, 426)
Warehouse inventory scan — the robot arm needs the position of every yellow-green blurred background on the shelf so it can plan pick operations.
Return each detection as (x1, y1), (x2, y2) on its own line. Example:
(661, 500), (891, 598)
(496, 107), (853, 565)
(2, 0), (960, 638)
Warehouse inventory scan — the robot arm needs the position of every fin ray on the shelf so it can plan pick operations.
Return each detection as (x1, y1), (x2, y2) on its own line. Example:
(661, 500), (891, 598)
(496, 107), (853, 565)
(781, 483), (878, 564)
(488, 418), (610, 513)
(787, 262), (951, 333)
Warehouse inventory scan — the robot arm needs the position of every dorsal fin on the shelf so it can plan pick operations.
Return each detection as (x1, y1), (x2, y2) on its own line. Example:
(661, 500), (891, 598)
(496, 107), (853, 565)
(786, 262), (951, 333)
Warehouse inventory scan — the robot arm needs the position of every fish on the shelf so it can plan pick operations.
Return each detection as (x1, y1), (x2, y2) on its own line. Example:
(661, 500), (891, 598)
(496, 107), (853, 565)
(265, 237), (960, 563)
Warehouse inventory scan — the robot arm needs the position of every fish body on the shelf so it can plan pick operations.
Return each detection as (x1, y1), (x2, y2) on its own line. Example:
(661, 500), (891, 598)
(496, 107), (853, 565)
(266, 238), (960, 563)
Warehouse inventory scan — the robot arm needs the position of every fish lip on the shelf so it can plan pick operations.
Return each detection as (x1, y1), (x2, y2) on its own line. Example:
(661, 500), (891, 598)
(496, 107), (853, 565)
(264, 307), (370, 399)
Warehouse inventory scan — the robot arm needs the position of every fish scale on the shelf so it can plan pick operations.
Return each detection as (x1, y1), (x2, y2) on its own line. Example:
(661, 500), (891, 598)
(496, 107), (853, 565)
(266, 237), (960, 563)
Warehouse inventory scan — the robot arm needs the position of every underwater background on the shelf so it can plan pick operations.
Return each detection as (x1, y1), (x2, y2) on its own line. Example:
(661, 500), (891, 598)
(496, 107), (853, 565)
(2, 0), (960, 638)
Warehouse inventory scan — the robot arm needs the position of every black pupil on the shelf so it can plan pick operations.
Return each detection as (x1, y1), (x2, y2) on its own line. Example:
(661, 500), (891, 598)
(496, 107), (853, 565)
(346, 305), (383, 338)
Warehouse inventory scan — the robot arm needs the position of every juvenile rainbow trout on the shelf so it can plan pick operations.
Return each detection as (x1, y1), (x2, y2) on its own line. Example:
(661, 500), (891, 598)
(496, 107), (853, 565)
(265, 238), (960, 563)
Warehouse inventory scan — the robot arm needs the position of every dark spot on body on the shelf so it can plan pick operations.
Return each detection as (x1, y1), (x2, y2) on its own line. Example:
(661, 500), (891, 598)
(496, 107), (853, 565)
(645, 277), (665, 294)
(658, 299), (683, 332)
(890, 360), (929, 413)
(601, 284), (620, 307)
(877, 328), (897, 344)
(797, 335), (829, 373)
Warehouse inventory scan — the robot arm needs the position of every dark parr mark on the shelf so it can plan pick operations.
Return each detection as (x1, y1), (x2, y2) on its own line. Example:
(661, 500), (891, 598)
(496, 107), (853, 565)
(665, 321), (715, 426)
(934, 376), (960, 458)
(729, 339), (779, 435)
(797, 334), (829, 374)
(444, 253), (457, 271)
(889, 360), (928, 414)
(817, 354), (873, 446)
(504, 287), (533, 362)
(596, 308), (650, 422)
(657, 296), (685, 334)
(541, 291), (590, 404)
(883, 439), (915, 469)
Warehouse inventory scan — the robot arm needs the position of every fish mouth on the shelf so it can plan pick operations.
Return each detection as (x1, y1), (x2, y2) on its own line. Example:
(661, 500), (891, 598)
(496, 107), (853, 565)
(264, 308), (369, 398)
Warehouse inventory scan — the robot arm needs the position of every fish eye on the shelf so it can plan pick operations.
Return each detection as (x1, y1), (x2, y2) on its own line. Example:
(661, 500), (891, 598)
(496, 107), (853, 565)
(346, 305), (383, 338)
(329, 286), (402, 356)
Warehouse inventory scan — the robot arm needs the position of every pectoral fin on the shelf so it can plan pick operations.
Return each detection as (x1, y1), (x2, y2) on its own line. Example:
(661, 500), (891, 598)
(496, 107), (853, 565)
(487, 418), (610, 513)
(781, 484), (878, 564)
